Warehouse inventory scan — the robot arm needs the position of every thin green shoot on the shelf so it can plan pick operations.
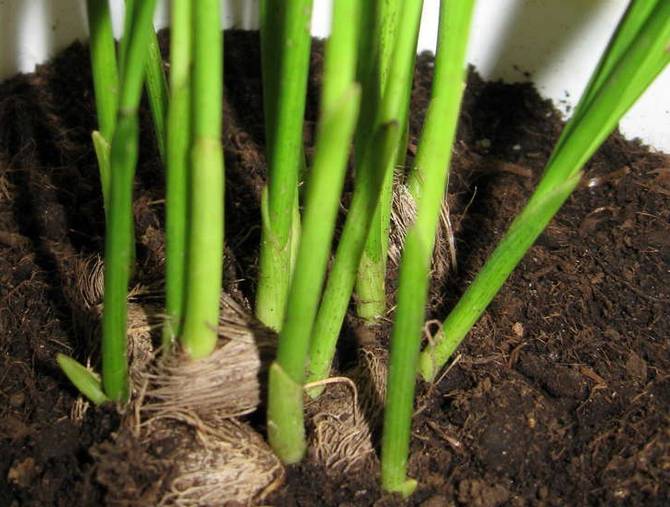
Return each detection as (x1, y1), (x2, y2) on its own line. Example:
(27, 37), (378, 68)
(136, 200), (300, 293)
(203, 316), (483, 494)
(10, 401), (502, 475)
(355, 0), (420, 323)
(101, 0), (158, 401)
(419, 1), (670, 382)
(381, 1), (477, 492)
(306, 0), (424, 396)
(268, 0), (361, 463)
(179, 0), (224, 359)
(163, 0), (192, 350)
(144, 29), (169, 162)
(256, 0), (313, 330)
(86, 0), (118, 214)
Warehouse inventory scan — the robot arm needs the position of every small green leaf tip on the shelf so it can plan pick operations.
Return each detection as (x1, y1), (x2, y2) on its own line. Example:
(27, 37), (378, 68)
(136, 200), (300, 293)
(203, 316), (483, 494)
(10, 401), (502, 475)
(91, 130), (111, 213)
(56, 353), (109, 405)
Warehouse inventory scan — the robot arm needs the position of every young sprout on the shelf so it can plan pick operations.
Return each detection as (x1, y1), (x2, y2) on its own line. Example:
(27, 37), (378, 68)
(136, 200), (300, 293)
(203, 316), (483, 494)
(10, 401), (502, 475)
(419, 0), (670, 382)
(256, 0), (314, 330)
(57, 354), (108, 405)
(381, 0), (476, 495)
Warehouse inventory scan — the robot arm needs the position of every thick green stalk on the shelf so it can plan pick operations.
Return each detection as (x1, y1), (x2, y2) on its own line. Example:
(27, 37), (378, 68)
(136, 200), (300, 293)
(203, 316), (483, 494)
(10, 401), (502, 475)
(86, 0), (119, 212)
(419, 1), (670, 382)
(101, 0), (159, 401)
(355, 0), (422, 322)
(381, 1), (476, 495)
(179, 0), (224, 359)
(268, 0), (361, 463)
(118, 0), (135, 72)
(306, 121), (398, 394)
(256, 0), (313, 330)
(163, 0), (192, 349)
(353, 0), (379, 153)
(306, 0), (423, 392)
(144, 29), (169, 162)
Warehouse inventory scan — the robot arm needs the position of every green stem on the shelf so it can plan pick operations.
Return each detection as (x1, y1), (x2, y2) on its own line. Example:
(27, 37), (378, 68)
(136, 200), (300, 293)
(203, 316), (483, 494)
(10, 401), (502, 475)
(101, 0), (158, 401)
(269, 0), (361, 463)
(306, 121), (398, 394)
(144, 28), (169, 162)
(419, 1), (670, 382)
(355, 0), (422, 323)
(86, 0), (119, 213)
(306, 0), (423, 392)
(179, 0), (224, 359)
(163, 0), (192, 350)
(381, 2), (477, 490)
(418, 176), (581, 382)
(256, 0), (314, 330)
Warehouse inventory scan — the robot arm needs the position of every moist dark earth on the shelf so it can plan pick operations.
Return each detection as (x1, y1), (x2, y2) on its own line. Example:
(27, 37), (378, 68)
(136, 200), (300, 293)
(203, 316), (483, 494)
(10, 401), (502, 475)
(1, 30), (668, 506)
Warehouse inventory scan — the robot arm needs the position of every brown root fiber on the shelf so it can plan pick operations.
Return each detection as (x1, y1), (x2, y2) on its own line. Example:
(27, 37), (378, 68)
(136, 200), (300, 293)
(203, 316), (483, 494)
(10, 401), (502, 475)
(306, 380), (377, 477)
(305, 346), (389, 477)
(389, 180), (456, 283)
(139, 294), (275, 422)
(93, 413), (282, 506)
(91, 294), (281, 505)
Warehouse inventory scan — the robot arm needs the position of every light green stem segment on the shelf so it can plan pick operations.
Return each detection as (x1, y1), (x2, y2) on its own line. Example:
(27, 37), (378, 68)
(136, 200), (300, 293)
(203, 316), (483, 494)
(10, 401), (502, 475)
(144, 29), (169, 162)
(380, 230), (425, 497)
(256, 0), (314, 330)
(268, 88), (361, 456)
(306, 121), (398, 395)
(381, 0), (476, 494)
(355, 0), (423, 322)
(86, 0), (119, 214)
(306, 0), (423, 394)
(267, 363), (305, 463)
(57, 354), (109, 406)
(179, 0), (224, 359)
(268, 0), (360, 463)
(419, 0), (670, 382)
(163, 0), (192, 350)
(101, 0), (158, 402)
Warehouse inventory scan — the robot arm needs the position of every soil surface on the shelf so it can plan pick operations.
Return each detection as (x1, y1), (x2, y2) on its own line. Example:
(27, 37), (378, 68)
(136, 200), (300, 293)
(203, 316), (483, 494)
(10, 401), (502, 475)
(1, 31), (668, 506)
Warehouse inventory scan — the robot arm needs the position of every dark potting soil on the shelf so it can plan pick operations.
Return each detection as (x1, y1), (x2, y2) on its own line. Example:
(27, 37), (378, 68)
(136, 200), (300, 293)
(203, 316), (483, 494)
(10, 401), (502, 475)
(0, 30), (668, 506)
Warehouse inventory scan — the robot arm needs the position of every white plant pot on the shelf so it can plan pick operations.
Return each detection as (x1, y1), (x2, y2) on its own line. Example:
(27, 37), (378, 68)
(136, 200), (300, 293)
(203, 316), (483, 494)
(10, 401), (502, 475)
(1, 0), (668, 151)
